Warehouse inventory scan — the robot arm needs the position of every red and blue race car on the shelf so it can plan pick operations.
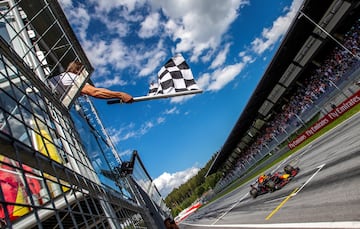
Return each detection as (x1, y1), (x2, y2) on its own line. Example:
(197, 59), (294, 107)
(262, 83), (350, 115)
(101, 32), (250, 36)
(250, 164), (300, 198)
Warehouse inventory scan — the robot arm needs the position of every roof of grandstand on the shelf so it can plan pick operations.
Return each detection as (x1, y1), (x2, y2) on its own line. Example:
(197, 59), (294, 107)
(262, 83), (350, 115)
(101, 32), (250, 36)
(206, 0), (360, 176)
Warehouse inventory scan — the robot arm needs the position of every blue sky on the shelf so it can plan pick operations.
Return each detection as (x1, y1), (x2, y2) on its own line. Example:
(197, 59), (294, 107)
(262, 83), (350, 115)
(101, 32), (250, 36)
(59, 0), (304, 196)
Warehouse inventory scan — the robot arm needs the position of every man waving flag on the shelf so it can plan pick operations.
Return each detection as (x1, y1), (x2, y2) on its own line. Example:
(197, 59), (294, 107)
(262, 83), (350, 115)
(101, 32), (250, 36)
(108, 53), (202, 104)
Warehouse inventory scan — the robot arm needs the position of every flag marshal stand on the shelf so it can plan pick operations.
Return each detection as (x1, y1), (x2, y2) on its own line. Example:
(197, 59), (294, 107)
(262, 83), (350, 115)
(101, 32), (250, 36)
(107, 89), (203, 104)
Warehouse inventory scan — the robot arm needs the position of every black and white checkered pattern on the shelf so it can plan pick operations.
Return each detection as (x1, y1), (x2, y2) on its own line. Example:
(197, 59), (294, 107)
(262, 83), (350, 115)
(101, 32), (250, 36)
(148, 54), (199, 95)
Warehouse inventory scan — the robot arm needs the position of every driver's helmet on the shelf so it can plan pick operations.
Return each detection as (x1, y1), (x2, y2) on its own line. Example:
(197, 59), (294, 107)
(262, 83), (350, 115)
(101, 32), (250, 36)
(258, 174), (266, 183)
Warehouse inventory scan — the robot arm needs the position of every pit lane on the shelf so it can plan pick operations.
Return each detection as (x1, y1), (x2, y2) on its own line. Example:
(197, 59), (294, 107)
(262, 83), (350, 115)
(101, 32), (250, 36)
(180, 112), (360, 228)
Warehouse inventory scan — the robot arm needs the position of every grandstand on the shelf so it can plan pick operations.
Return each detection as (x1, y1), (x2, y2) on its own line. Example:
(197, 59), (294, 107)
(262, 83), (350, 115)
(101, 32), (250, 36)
(206, 0), (360, 186)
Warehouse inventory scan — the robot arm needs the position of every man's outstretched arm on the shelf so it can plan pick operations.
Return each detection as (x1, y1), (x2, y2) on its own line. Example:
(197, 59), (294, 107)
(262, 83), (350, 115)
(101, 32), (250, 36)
(81, 84), (133, 103)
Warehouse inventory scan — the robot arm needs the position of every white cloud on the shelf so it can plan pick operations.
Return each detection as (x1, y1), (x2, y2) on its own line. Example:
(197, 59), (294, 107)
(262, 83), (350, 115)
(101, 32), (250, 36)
(241, 54), (255, 64)
(121, 131), (138, 141)
(116, 121), (150, 140)
(94, 75), (127, 88)
(207, 63), (245, 91)
(157, 117), (165, 124)
(64, 4), (91, 42)
(239, 51), (246, 57)
(107, 126), (126, 144)
(58, 0), (73, 8)
(138, 47), (168, 77)
(89, 0), (147, 13)
(99, 16), (130, 37)
(196, 72), (211, 91)
(139, 121), (155, 135)
(107, 123), (137, 142)
(152, 0), (250, 61)
(113, 112), (168, 141)
(81, 37), (167, 82)
(169, 93), (198, 104)
(138, 12), (161, 38)
(251, 0), (303, 55)
(117, 149), (133, 158)
(81, 39), (127, 70)
(197, 52), (254, 92)
(210, 43), (231, 69)
(153, 166), (200, 197)
(164, 107), (179, 115)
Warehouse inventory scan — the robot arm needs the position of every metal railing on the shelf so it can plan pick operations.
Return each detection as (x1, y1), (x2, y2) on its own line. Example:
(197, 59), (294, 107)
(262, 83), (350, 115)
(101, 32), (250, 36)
(0, 0), (168, 228)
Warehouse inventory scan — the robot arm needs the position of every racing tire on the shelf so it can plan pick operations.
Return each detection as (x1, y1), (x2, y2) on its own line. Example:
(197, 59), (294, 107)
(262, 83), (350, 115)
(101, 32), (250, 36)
(266, 180), (276, 192)
(250, 188), (258, 198)
(284, 165), (295, 174)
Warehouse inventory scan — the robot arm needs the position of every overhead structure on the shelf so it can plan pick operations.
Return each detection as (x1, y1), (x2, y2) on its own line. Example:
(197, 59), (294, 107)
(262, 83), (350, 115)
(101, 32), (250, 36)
(207, 0), (360, 175)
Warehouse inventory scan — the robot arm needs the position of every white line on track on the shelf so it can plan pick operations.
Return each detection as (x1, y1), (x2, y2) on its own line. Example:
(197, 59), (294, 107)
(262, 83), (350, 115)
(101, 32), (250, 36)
(181, 221), (360, 228)
(293, 163), (325, 196)
(263, 195), (290, 204)
(211, 192), (249, 225)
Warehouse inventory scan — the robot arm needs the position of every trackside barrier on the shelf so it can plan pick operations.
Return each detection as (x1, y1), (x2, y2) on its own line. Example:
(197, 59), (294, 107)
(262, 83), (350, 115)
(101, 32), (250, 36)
(288, 89), (360, 149)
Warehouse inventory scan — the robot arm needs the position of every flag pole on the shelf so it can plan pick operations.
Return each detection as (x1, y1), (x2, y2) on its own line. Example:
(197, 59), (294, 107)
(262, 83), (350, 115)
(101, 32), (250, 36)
(107, 89), (203, 104)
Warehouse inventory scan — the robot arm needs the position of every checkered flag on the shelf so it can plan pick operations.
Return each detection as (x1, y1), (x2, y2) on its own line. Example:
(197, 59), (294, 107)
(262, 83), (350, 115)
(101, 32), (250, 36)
(148, 53), (200, 96)
(107, 53), (202, 104)
(148, 82), (160, 96)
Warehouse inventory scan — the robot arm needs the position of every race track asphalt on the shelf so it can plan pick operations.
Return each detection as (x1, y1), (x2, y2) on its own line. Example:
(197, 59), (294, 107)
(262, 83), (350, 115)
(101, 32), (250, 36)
(180, 112), (360, 229)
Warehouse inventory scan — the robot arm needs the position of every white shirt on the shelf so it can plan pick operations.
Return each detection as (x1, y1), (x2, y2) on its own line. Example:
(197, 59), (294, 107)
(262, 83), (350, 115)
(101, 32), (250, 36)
(59, 72), (78, 86)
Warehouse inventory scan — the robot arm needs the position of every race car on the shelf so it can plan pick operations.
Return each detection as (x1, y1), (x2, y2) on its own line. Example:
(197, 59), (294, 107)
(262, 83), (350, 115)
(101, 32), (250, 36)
(249, 164), (300, 198)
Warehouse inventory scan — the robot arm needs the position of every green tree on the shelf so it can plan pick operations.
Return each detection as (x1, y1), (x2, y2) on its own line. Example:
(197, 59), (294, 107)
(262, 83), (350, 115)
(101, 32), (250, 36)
(195, 186), (205, 196)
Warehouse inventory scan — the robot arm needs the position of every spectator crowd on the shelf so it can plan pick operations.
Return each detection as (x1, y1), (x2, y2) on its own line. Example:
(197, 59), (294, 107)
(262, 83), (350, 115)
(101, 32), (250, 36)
(221, 18), (360, 183)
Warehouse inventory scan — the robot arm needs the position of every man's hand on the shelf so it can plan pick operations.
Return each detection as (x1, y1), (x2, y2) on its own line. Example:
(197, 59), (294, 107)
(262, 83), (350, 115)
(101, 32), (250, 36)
(121, 92), (134, 103)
